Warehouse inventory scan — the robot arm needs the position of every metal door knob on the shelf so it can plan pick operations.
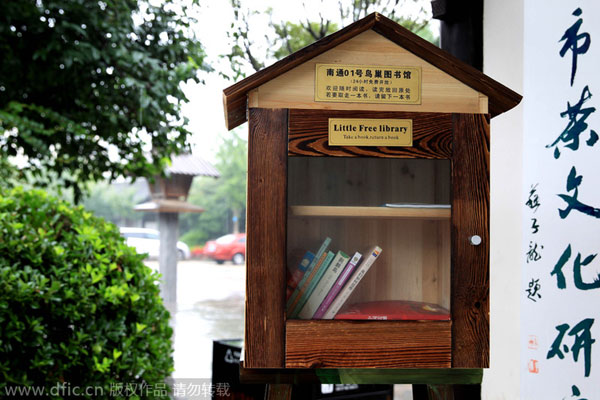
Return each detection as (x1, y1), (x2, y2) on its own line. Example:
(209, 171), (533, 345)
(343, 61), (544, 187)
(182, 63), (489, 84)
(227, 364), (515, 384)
(470, 235), (482, 246)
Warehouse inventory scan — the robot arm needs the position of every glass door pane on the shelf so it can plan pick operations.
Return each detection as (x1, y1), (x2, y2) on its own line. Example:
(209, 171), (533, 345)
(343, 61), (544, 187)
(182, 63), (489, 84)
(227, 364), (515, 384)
(286, 157), (451, 321)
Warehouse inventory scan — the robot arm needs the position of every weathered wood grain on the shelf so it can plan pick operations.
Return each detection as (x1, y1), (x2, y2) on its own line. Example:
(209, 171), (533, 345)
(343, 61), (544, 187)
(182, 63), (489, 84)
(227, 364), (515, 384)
(265, 384), (292, 400)
(285, 320), (451, 369)
(288, 110), (452, 159)
(245, 108), (288, 368)
(451, 113), (490, 368)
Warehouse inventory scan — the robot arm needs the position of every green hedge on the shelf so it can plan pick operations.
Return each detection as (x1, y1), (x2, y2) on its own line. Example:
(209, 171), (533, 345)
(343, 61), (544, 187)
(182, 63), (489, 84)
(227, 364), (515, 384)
(0, 187), (173, 398)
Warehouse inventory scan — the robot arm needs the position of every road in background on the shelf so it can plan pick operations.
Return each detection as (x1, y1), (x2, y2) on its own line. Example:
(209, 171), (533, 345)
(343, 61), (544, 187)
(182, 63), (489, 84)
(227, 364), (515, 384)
(146, 259), (245, 379)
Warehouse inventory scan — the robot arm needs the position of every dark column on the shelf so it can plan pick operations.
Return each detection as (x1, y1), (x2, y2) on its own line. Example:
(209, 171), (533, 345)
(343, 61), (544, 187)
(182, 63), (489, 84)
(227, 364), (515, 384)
(431, 0), (483, 71)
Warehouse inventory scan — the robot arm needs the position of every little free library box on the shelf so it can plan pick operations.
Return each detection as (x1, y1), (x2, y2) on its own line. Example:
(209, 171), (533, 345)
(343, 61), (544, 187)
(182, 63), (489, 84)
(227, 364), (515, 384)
(223, 13), (521, 370)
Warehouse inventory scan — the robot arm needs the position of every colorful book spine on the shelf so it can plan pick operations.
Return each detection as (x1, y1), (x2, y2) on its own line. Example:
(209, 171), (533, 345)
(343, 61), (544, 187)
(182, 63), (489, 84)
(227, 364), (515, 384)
(287, 251), (332, 316)
(322, 246), (382, 319)
(286, 251), (314, 300)
(313, 252), (362, 319)
(291, 250), (337, 318)
(286, 237), (331, 310)
(297, 250), (350, 319)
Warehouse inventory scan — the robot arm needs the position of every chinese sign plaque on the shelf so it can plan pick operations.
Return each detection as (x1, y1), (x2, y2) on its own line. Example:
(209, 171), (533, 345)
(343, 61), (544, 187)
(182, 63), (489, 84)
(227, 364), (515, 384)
(315, 64), (421, 105)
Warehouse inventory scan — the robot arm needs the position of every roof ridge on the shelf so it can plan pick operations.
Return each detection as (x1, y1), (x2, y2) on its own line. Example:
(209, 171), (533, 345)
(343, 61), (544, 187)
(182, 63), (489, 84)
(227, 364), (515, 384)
(223, 12), (521, 130)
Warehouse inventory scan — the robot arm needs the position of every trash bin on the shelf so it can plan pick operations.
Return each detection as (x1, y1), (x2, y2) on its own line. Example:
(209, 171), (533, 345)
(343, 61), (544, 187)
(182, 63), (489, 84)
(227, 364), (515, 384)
(212, 339), (265, 400)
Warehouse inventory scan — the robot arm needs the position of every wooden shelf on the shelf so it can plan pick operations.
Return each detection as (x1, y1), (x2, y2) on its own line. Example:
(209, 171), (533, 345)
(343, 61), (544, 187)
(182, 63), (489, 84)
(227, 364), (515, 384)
(289, 205), (451, 219)
(285, 320), (451, 368)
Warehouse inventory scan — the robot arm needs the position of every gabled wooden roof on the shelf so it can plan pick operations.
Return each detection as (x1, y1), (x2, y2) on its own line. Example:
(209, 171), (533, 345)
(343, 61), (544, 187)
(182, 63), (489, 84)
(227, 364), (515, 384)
(223, 12), (521, 130)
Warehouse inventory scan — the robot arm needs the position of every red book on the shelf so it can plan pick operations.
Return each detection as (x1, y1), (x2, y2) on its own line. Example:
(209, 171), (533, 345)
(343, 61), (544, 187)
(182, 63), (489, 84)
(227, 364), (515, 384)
(286, 251), (314, 300)
(333, 300), (450, 321)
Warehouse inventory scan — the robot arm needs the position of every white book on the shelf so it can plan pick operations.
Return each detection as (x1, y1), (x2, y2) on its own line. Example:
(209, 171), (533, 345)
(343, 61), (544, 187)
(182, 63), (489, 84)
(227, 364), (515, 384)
(297, 250), (350, 319)
(322, 246), (382, 319)
(385, 203), (450, 209)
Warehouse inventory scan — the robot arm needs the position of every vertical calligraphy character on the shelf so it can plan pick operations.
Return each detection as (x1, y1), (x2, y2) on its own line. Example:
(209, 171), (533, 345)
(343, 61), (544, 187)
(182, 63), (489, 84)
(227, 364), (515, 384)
(547, 319), (596, 377)
(559, 8), (591, 86)
(547, 86), (596, 159)
(558, 166), (600, 219)
(526, 241), (543, 263)
(531, 218), (540, 234)
(550, 244), (600, 291)
(526, 278), (542, 302)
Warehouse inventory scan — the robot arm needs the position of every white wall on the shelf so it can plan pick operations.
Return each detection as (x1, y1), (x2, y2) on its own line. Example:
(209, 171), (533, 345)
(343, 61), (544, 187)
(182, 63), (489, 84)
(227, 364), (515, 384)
(482, 0), (524, 398)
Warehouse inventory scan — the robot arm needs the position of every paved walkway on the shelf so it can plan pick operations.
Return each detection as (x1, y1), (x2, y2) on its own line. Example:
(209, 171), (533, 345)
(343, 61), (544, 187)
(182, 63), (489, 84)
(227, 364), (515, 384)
(146, 259), (245, 379)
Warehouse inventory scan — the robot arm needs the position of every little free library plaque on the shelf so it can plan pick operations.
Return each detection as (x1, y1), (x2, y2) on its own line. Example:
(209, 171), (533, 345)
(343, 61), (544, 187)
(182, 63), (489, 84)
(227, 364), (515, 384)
(328, 118), (413, 147)
(315, 63), (421, 104)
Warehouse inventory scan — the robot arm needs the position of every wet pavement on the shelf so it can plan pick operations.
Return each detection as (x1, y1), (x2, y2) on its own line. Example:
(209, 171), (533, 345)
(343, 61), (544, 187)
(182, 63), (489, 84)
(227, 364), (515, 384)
(145, 259), (245, 379)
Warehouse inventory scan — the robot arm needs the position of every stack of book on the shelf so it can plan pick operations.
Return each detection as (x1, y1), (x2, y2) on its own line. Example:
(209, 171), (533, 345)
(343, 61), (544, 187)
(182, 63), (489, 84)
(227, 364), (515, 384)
(285, 237), (382, 320)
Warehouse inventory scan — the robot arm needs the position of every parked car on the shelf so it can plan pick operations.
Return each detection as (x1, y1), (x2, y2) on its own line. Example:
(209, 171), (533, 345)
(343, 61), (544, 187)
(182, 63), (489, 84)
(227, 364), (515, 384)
(203, 233), (246, 265)
(120, 227), (191, 260)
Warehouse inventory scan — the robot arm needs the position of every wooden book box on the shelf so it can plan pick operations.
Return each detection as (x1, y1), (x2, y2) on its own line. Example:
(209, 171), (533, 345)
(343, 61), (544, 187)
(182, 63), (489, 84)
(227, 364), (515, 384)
(223, 12), (521, 371)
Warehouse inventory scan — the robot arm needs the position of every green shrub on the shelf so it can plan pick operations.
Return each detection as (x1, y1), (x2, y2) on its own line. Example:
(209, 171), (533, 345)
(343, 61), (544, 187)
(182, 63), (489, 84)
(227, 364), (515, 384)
(0, 187), (173, 398)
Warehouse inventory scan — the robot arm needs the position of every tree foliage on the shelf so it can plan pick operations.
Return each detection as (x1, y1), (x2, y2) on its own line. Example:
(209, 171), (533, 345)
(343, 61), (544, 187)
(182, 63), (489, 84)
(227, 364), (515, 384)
(0, 187), (172, 395)
(225, 0), (437, 79)
(0, 0), (208, 201)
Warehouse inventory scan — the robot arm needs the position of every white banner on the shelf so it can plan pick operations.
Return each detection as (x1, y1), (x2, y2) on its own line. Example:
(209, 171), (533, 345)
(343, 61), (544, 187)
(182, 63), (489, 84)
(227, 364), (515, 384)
(523, 1), (600, 399)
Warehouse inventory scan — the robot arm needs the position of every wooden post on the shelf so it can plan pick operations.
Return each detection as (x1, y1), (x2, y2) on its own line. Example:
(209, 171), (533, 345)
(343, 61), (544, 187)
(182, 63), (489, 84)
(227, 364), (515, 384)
(244, 108), (288, 368)
(451, 113), (490, 367)
(265, 384), (292, 400)
(159, 212), (179, 309)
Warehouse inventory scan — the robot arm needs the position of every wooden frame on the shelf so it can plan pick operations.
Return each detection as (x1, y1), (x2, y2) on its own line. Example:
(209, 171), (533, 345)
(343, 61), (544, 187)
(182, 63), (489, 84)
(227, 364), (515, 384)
(229, 11), (518, 374)
(244, 108), (490, 369)
(244, 108), (288, 368)
(286, 320), (451, 368)
(451, 113), (490, 367)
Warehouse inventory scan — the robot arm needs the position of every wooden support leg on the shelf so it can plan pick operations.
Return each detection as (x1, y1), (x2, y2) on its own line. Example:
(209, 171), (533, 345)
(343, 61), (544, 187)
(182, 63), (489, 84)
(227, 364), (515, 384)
(265, 384), (292, 400)
(427, 385), (454, 400)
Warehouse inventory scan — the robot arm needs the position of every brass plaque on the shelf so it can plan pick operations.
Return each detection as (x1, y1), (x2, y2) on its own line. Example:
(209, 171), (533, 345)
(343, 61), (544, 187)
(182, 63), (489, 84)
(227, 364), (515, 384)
(315, 64), (421, 104)
(328, 118), (413, 147)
